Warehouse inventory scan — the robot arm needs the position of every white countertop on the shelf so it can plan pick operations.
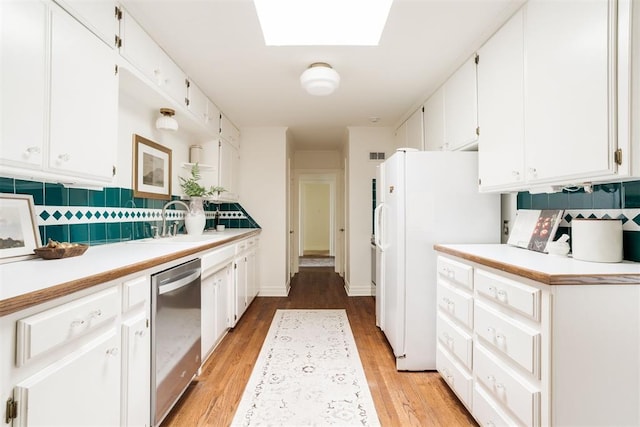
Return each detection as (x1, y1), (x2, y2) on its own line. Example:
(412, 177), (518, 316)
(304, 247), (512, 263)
(0, 229), (259, 315)
(434, 243), (640, 285)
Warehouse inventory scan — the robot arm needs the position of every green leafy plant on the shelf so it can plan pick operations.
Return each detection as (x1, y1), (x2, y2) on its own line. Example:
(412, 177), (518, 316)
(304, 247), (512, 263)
(179, 163), (226, 198)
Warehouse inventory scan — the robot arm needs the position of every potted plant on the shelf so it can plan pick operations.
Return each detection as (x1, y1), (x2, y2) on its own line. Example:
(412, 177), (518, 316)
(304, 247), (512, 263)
(179, 164), (226, 234)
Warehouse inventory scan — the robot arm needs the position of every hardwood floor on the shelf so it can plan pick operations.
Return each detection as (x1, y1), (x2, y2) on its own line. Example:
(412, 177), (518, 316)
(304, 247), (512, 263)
(161, 267), (477, 426)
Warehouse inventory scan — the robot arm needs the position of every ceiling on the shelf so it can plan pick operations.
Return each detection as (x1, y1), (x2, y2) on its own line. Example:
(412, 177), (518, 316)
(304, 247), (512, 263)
(120, 0), (525, 150)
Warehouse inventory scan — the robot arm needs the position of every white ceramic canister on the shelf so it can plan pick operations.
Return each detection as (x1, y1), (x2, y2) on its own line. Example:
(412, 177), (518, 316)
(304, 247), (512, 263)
(571, 218), (623, 263)
(189, 145), (203, 164)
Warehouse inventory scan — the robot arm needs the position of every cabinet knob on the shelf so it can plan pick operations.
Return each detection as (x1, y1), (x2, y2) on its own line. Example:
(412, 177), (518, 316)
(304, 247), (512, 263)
(23, 146), (41, 158)
(57, 153), (70, 163)
(106, 348), (119, 356)
(135, 330), (146, 338)
(528, 167), (537, 178)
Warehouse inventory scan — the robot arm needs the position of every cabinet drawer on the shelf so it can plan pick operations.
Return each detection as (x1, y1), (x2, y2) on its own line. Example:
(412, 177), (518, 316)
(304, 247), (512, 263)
(438, 281), (473, 329)
(122, 275), (149, 311)
(16, 287), (119, 365)
(202, 245), (235, 276)
(473, 384), (520, 427)
(437, 312), (473, 370)
(475, 269), (541, 321)
(475, 344), (540, 427)
(437, 256), (473, 290)
(437, 344), (473, 410)
(474, 301), (541, 378)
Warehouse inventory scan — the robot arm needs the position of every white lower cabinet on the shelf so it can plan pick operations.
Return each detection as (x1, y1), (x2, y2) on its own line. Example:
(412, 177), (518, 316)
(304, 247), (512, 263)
(2, 274), (150, 427)
(201, 263), (232, 362)
(231, 237), (259, 327)
(14, 330), (121, 427)
(436, 253), (640, 426)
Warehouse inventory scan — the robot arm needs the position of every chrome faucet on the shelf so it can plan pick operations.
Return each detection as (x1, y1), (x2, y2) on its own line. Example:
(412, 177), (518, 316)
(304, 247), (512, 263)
(160, 200), (190, 237)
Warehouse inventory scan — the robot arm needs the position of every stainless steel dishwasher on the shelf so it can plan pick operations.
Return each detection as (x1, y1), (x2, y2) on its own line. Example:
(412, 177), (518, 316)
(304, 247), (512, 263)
(151, 258), (202, 426)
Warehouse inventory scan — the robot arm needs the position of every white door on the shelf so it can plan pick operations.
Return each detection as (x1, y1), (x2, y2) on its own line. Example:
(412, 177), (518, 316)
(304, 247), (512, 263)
(215, 266), (230, 338)
(381, 151), (406, 358)
(444, 55), (478, 151)
(423, 87), (445, 151)
(14, 330), (121, 427)
(201, 271), (216, 359)
(233, 256), (247, 325)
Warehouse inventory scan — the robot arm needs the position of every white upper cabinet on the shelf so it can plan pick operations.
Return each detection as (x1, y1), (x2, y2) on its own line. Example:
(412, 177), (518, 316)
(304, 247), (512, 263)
(476, 0), (634, 192)
(0, 0), (47, 171)
(119, 9), (187, 107)
(523, 0), (615, 185)
(405, 108), (424, 150)
(443, 55), (479, 151)
(477, 8), (525, 191)
(423, 86), (445, 151)
(1, 0), (117, 185)
(187, 79), (220, 134)
(394, 108), (423, 150)
(220, 113), (240, 148)
(49, 2), (117, 182)
(218, 139), (239, 201)
(54, 0), (117, 47)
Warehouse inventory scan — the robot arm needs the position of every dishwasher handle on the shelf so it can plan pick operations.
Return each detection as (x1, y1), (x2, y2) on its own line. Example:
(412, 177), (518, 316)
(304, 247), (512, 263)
(158, 269), (201, 295)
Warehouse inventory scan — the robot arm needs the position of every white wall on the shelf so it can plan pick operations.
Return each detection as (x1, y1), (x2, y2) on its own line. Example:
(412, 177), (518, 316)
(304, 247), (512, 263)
(345, 126), (395, 295)
(294, 151), (341, 169)
(238, 126), (289, 296)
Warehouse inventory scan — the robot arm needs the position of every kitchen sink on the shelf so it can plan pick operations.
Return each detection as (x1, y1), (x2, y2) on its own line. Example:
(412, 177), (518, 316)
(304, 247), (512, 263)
(126, 233), (226, 244)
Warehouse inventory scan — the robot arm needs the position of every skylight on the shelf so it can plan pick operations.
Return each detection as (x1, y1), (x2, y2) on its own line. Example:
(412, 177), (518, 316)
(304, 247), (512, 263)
(253, 0), (393, 46)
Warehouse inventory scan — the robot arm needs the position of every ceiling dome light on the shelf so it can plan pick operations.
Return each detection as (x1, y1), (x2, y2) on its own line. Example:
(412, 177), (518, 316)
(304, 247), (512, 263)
(156, 108), (178, 131)
(300, 63), (340, 96)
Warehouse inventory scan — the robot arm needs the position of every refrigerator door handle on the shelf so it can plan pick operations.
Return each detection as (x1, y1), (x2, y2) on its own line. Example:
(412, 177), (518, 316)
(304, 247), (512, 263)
(374, 203), (384, 248)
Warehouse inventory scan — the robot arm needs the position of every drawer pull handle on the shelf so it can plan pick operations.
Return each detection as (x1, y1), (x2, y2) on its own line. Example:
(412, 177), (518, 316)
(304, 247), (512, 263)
(486, 375), (495, 384)
(106, 348), (119, 356)
(70, 319), (85, 328)
(496, 289), (507, 302)
(486, 421), (496, 427)
(89, 309), (102, 320)
(135, 330), (146, 337)
(487, 327), (495, 336)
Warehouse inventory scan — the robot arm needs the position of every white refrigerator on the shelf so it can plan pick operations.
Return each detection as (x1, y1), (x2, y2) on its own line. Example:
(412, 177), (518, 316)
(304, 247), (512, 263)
(376, 149), (500, 371)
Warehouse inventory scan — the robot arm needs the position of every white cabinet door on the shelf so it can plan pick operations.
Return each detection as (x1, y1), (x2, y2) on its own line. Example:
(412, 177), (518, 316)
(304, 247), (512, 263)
(54, 0), (117, 47)
(246, 245), (258, 306)
(220, 113), (240, 148)
(233, 256), (248, 326)
(119, 10), (162, 83)
(206, 101), (221, 135)
(477, 8), (525, 191)
(49, 3), (117, 182)
(201, 270), (216, 359)
(13, 330), (121, 427)
(444, 55), (479, 151)
(187, 79), (209, 123)
(218, 139), (239, 201)
(158, 53), (188, 107)
(423, 86), (445, 151)
(122, 313), (150, 427)
(405, 108), (424, 151)
(524, 0), (613, 184)
(0, 0), (47, 170)
(215, 265), (231, 336)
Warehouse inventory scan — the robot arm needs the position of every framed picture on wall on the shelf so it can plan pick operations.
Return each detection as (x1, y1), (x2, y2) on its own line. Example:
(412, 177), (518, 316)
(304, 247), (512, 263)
(133, 134), (172, 200)
(0, 193), (42, 263)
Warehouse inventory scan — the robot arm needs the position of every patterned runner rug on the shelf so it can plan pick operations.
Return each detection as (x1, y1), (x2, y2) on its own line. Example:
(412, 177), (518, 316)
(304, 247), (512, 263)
(231, 309), (380, 426)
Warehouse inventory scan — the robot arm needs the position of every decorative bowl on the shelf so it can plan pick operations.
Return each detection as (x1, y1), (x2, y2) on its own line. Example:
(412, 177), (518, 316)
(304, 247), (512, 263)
(33, 244), (88, 260)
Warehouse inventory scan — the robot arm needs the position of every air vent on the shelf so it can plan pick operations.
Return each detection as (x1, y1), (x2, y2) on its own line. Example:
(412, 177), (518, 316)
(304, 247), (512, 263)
(369, 152), (385, 161)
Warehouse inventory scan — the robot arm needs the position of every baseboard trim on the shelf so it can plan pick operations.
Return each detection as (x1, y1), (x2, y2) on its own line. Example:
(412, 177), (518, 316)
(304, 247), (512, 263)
(344, 280), (374, 297)
(258, 284), (290, 297)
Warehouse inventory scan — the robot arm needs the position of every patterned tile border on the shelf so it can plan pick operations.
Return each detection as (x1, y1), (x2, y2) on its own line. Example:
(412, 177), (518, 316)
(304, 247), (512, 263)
(36, 206), (247, 227)
(559, 209), (640, 232)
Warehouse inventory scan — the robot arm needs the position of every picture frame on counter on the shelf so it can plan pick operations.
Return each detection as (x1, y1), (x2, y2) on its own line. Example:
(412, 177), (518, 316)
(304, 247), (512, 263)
(0, 193), (42, 263)
(133, 134), (172, 200)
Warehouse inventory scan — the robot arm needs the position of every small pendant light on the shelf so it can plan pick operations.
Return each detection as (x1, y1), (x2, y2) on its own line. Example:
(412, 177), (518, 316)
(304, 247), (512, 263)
(156, 108), (178, 131)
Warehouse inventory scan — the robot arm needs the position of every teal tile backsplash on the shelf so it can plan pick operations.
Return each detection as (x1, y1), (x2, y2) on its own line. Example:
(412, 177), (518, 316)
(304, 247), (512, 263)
(518, 180), (640, 262)
(1, 177), (260, 246)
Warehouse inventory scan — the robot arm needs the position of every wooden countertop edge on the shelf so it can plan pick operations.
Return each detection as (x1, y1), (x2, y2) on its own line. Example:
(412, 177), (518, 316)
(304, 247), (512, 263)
(0, 230), (261, 317)
(433, 244), (639, 286)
